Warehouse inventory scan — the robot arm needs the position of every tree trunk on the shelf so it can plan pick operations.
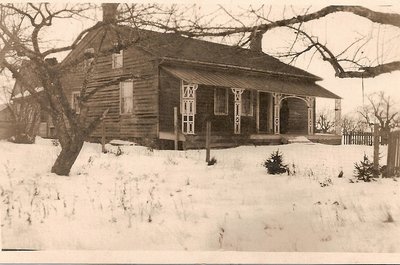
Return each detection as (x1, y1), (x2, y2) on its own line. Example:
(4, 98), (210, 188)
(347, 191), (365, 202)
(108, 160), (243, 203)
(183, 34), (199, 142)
(51, 137), (84, 176)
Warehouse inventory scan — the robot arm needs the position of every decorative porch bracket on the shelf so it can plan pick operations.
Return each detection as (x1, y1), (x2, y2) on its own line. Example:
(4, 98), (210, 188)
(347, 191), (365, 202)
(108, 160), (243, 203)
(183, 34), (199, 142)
(181, 81), (198, 134)
(305, 96), (315, 135)
(275, 94), (314, 135)
(335, 99), (342, 135)
(273, 93), (282, 134)
(232, 88), (244, 134)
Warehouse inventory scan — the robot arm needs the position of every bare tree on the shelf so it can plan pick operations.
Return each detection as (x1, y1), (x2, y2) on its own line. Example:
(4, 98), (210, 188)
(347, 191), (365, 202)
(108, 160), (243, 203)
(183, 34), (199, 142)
(316, 108), (335, 133)
(0, 4), (118, 175)
(141, 5), (400, 79)
(358, 91), (399, 143)
(341, 113), (371, 134)
(1, 3), (399, 176)
(1, 65), (42, 143)
(8, 93), (41, 144)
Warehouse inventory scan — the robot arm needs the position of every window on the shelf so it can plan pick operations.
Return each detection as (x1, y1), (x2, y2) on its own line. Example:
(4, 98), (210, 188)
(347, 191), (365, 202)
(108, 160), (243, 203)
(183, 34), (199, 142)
(112, 49), (123, 69)
(71, 91), (80, 114)
(241, 90), (253, 116)
(83, 48), (94, 69)
(214, 87), (228, 115)
(120, 81), (133, 114)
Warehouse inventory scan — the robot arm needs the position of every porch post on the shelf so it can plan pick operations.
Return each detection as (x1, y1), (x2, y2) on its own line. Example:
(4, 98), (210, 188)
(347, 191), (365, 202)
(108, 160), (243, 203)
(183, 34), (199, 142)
(273, 93), (281, 134)
(231, 88), (244, 134)
(181, 81), (198, 134)
(306, 97), (315, 135)
(256, 91), (260, 133)
(335, 99), (342, 135)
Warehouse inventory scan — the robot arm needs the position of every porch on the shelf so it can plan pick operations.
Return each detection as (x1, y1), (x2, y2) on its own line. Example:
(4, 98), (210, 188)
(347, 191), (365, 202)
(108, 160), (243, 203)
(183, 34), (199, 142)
(158, 65), (342, 149)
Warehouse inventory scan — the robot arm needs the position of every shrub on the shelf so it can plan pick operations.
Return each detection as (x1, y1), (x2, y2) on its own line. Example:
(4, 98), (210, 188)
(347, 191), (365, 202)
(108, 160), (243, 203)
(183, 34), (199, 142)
(263, 150), (288, 174)
(107, 146), (123, 156)
(319, 177), (333, 187)
(354, 154), (379, 182)
(207, 157), (217, 166)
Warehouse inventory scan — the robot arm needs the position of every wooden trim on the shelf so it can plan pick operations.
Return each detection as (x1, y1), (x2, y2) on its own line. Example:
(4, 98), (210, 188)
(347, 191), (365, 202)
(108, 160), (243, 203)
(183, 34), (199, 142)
(256, 91), (260, 132)
(112, 49), (124, 69)
(268, 93), (273, 133)
(119, 81), (134, 115)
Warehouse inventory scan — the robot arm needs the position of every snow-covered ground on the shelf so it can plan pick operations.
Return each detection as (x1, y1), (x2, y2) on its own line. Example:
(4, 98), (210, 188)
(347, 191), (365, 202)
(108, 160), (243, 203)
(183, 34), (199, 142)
(0, 138), (399, 252)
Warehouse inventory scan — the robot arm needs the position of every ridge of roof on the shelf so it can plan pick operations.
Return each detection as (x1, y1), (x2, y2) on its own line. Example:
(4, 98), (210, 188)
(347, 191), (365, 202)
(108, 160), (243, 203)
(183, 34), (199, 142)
(62, 24), (322, 81)
(118, 26), (322, 81)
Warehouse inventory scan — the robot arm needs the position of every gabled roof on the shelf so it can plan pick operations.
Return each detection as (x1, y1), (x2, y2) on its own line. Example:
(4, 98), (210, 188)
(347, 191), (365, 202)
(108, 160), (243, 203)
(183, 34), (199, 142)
(128, 28), (322, 80)
(62, 24), (322, 81)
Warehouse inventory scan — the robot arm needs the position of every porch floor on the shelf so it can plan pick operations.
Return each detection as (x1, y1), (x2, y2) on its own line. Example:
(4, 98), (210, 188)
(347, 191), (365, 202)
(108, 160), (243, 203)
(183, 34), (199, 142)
(159, 131), (342, 149)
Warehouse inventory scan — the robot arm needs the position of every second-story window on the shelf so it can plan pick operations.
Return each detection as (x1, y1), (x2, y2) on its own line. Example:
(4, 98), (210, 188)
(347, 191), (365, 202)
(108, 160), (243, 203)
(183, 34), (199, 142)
(83, 48), (95, 69)
(112, 49), (123, 69)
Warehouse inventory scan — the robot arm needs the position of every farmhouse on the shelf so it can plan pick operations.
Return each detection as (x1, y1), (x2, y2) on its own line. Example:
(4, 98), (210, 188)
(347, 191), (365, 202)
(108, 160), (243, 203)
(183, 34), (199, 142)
(34, 4), (342, 148)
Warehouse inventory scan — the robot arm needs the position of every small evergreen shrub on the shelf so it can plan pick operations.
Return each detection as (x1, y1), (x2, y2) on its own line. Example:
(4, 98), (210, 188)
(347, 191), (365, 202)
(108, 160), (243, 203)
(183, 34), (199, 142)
(319, 177), (333, 187)
(107, 146), (123, 156)
(354, 154), (379, 182)
(263, 150), (288, 174)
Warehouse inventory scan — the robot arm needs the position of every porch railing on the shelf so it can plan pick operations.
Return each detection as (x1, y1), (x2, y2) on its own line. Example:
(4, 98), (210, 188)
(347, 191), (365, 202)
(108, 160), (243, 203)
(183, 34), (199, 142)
(342, 131), (374, 146)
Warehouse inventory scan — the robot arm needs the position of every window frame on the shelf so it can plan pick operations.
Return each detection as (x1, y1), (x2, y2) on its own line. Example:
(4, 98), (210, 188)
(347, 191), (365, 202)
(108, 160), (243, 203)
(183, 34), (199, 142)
(241, 90), (253, 116)
(214, 87), (228, 115)
(83, 48), (95, 70)
(71, 91), (81, 114)
(119, 81), (134, 115)
(112, 49), (123, 69)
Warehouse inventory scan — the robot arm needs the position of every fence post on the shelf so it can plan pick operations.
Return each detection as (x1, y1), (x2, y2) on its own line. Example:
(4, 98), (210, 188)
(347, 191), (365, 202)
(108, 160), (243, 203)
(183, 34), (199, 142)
(101, 117), (106, 153)
(205, 120), (211, 162)
(174, 107), (178, 150)
(373, 124), (380, 178)
(387, 132), (393, 177)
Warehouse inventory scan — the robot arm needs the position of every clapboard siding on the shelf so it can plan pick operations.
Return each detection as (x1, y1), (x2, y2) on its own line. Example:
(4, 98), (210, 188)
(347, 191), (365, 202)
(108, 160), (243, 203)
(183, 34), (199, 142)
(159, 70), (181, 132)
(196, 86), (256, 135)
(282, 97), (308, 134)
(159, 69), (257, 136)
(61, 32), (159, 140)
(0, 121), (14, 139)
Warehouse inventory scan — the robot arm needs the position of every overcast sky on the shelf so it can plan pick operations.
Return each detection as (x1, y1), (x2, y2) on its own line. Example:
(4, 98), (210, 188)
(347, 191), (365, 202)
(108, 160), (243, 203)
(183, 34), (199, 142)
(1, 1), (399, 115)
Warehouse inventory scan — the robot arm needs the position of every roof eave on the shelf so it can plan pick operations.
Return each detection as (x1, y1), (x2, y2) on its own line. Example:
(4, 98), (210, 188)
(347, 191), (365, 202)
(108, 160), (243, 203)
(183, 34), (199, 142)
(159, 56), (323, 81)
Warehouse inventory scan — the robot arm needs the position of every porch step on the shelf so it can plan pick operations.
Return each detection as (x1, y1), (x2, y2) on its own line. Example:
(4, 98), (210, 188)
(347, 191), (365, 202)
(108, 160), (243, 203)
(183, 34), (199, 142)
(282, 135), (313, 144)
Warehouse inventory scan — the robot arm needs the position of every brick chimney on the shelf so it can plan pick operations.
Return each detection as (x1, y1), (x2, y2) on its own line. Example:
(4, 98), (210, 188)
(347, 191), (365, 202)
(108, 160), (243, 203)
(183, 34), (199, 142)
(249, 31), (263, 52)
(102, 3), (119, 23)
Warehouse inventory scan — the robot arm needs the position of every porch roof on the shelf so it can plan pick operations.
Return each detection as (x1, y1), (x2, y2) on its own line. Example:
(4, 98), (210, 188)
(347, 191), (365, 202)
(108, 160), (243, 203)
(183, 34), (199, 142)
(162, 66), (341, 99)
